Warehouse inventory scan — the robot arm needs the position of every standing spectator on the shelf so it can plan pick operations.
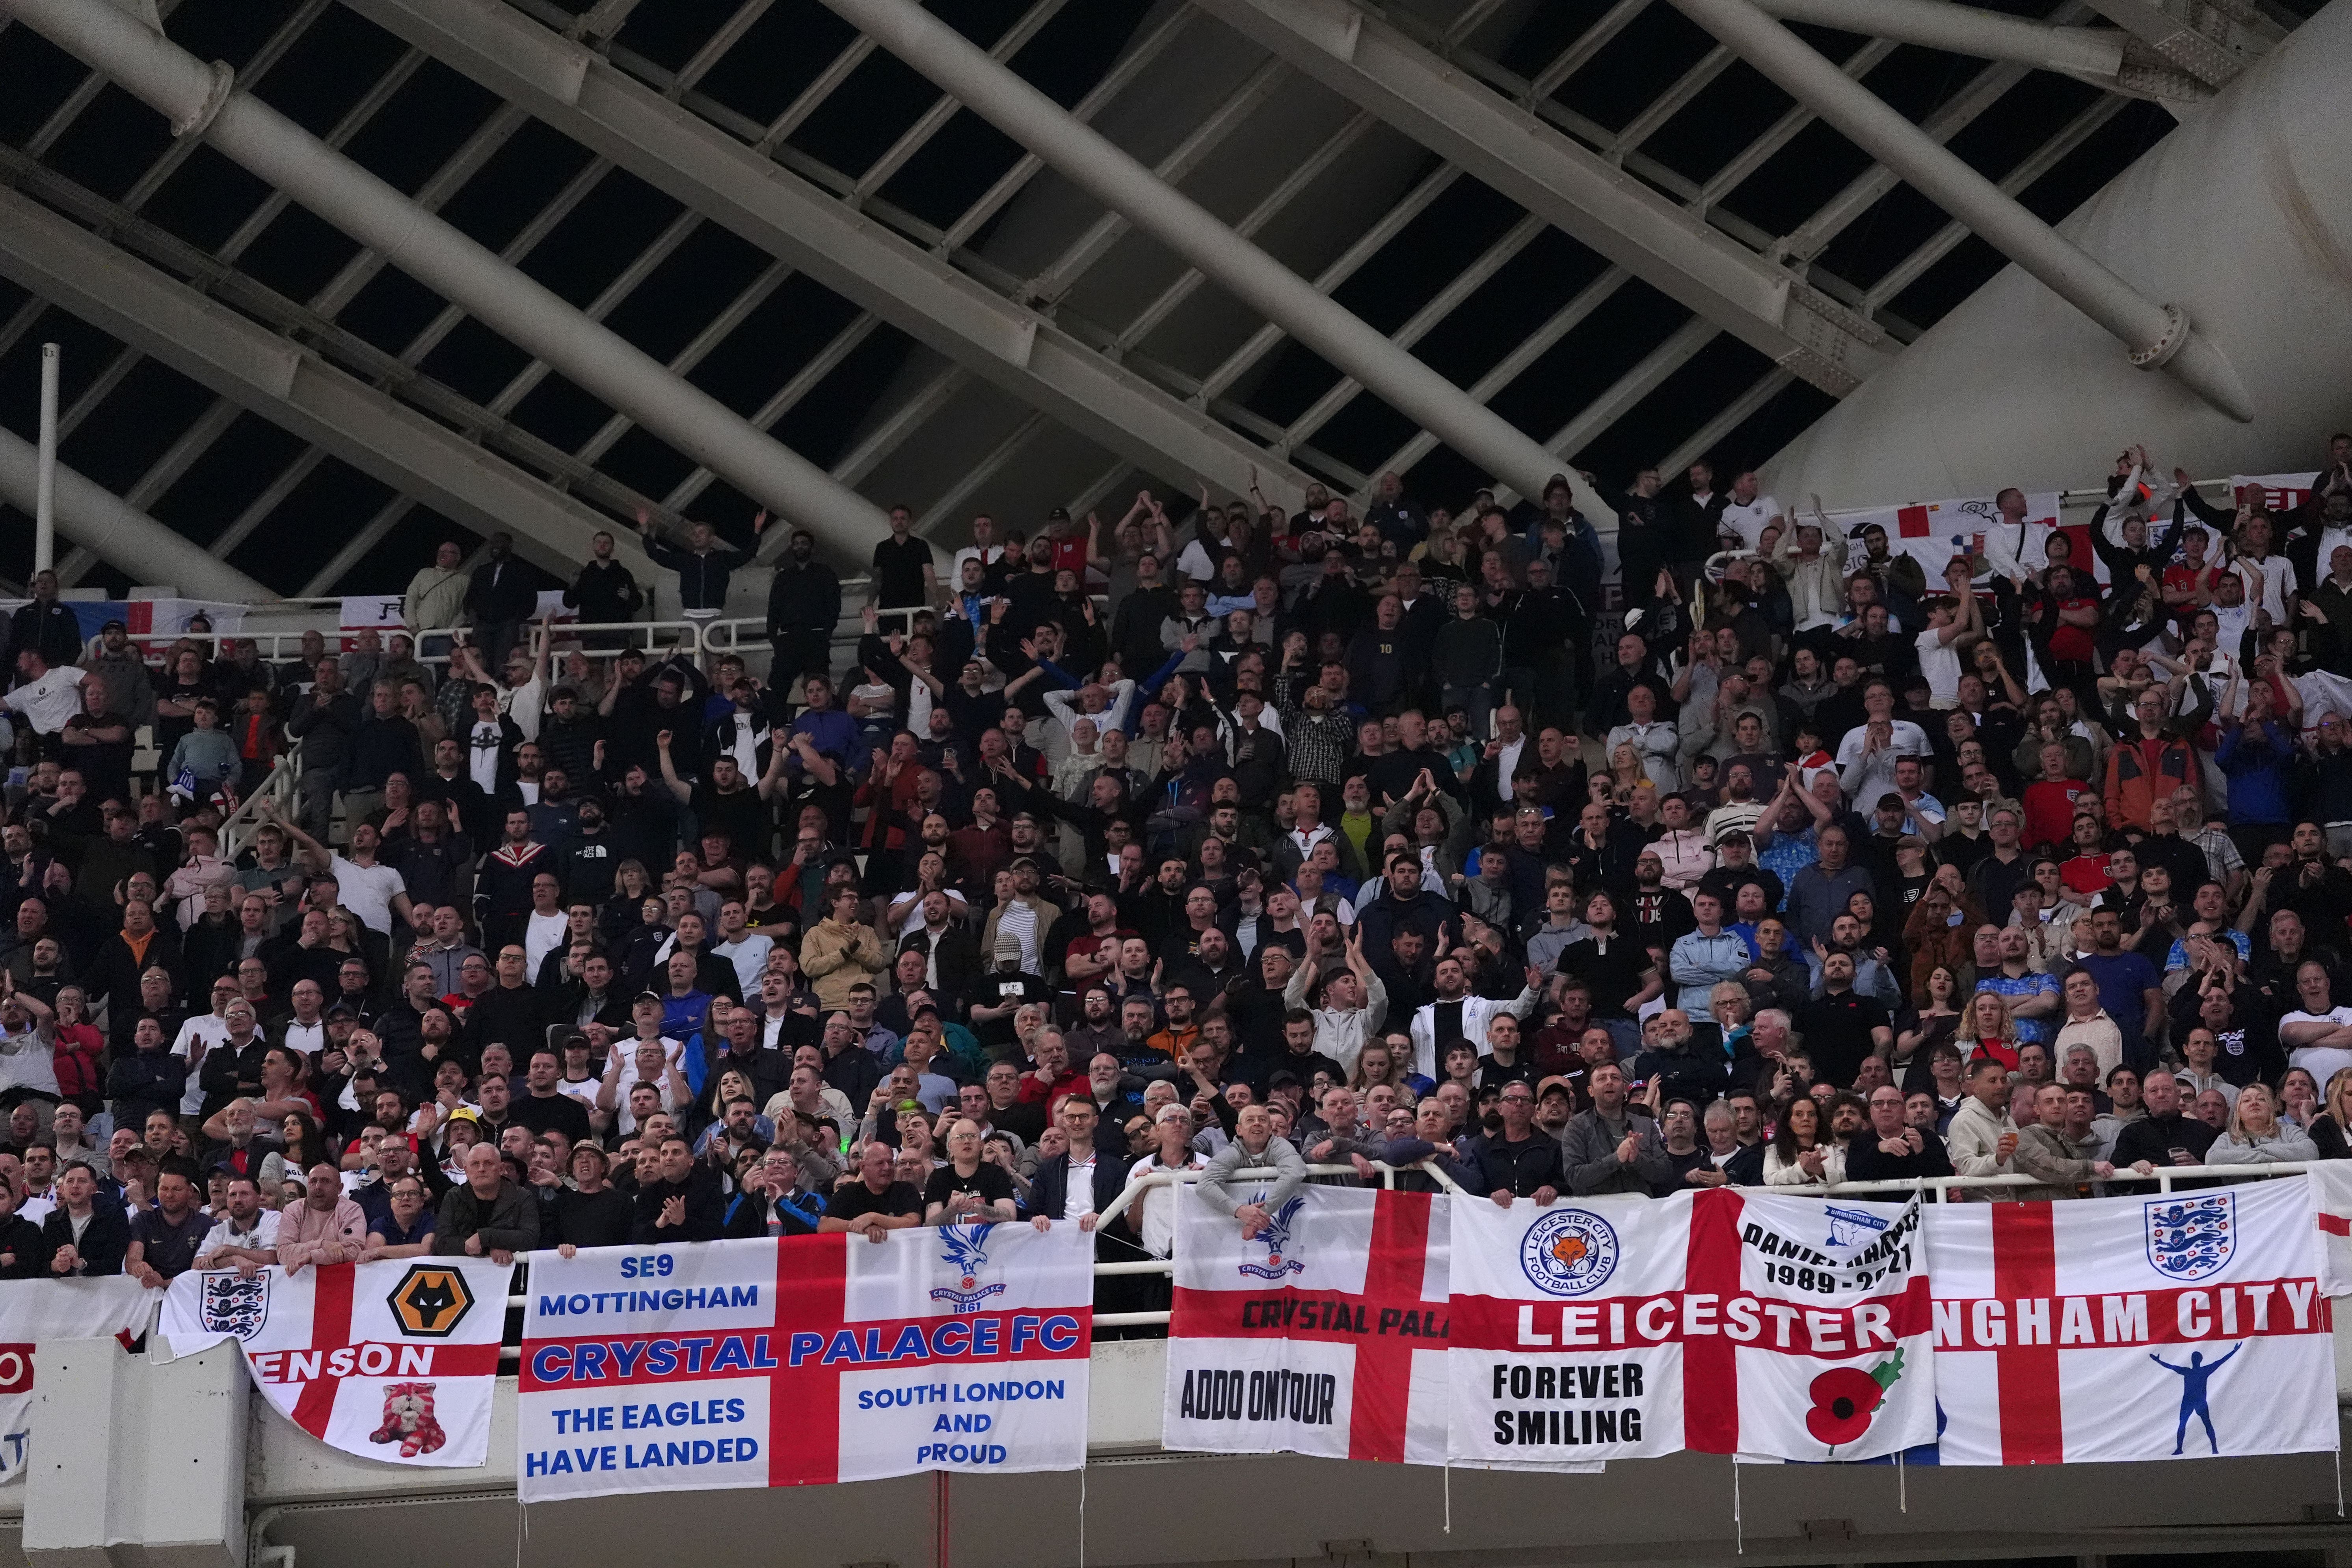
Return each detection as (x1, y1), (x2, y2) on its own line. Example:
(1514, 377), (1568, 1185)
(869, 506), (937, 614)
(637, 511), (757, 625)
(562, 530), (643, 645)
(404, 541), (470, 654)
(434, 1141), (540, 1263)
(123, 1158), (209, 1285)
(767, 528), (843, 704)
(287, 661), (360, 841)
(11, 572), (82, 672)
(1561, 1062), (1672, 1196)
(463, 533), (539, 672)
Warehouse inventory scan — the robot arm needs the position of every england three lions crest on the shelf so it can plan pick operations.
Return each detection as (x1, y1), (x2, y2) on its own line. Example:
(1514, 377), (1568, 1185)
(199, 1270), (270, 1339)
(929, 1223), (1009, 1313)
(2146, 1193), (2235, 1282)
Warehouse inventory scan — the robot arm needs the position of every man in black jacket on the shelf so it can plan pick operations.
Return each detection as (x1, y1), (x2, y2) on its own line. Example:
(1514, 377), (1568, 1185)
(767, 530), (842, 703)
(562, 531), (643, 646)
(1463, 1081), (1565, 1205)
(463, 533), (538, 671)
(287, 662), (361, 840)
(1844, 1084), (1957, 1181)
(1023, 1097), (1122, 1226)
(631, 1133), (724, 1242)
(2111, 1069), (2219, 1171)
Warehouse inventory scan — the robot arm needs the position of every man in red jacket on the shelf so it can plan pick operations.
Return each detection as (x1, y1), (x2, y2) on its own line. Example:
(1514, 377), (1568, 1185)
(2105, 687), (2201, 831)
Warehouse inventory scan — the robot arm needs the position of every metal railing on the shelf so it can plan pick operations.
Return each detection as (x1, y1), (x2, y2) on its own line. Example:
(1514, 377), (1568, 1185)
(215, 748), (301, 861)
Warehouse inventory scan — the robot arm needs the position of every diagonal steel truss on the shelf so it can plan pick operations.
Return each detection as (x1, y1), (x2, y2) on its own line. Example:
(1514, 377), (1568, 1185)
(0, 0), (2278, 593)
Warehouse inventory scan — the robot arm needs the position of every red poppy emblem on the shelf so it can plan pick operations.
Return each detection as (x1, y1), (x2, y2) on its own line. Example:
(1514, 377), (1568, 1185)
(1805, 1367), (1885, 1447)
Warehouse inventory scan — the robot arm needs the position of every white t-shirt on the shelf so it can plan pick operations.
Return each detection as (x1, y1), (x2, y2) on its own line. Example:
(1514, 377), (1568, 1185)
(1125, 1151), (1204, 1257)
(3, 666), (87, 736)
(1916, 629), (1964, 703)
(500, 674), (546, 744)
(329, 854), (406, 936)
(524, 910), (569, 977)
(1060, 1153), (1098, 1221)
(1717, 496), (1783, 552)
(2234, 554), (2294, 625)
(1832, 719), (1932, 787)
(199, 1208), (281, 1257)
(2285, 1012), (2352, 1089)
(465, 720), (504, 794)
(714, 934), (774, 995)
(171, 1013), (231, 1115)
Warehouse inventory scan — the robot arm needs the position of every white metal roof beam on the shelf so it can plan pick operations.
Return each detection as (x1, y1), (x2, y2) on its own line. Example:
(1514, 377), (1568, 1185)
(0, 422), (272, 601)
(820, 0), (1583, 508)
(1193, 0), (1891, 396)
(1279, 213), (1546, 454)
(1366, 266), (1630, 483)
(341, 0), (1320, 549)
(940, 5), (1195, 251)
(0, 187), (638, 581)
(1749, 0), (2133, 76)
(1664, 0), (2252, 420)
(854, 0), (1068, 203)
(1862, 90), (2131, 311)
(1662, 366), (1795, 476)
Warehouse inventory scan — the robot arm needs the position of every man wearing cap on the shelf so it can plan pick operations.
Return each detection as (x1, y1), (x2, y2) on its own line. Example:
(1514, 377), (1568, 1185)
(721, 1146), (827, 1239)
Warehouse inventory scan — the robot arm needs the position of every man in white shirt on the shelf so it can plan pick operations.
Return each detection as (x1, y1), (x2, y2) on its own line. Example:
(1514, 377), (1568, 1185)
(1980, 486), (2054, 585)
(711, 900), (774, 996)
(1716, 471), (1785, 553)
(193, 1175), (281, 1274)
(2, 650), (84, 738)
(273, 807), (411, 937)
(1914, 584), (1984, 707)
(1834, 680), (1932, 803)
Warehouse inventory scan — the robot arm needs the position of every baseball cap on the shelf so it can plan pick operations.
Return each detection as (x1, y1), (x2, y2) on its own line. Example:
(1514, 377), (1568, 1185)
(1537, 1076), (1576, 1101)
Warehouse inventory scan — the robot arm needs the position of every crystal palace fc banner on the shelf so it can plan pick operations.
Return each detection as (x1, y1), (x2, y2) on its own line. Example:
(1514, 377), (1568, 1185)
(517, 1225), (1093, 1501)
(1164, 1185), (1450, 1464)
(162, 1260), (509, 1467)
(0, 1277), (157, 1481)
(1449, 1189), (1934, 1467)
(1923, 1183), (2334, 1464)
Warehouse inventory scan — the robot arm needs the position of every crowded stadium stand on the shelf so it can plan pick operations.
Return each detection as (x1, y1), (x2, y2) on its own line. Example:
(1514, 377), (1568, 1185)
(2, 0), (2352, 1562)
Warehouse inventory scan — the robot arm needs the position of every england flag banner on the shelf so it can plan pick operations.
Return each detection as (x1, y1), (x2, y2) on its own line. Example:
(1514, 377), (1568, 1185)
(1833, 493), (2067, 584)
(2232, 471), (2320, 513)
(1164, 1185), (1450, 1464)
(517, 1225), (1092, 1501)
(1450, 1190), (1934, 1467)
(2306, 1163), (2352, 1295)
(1924, 1182), (2335, 1465)
(0, 1278), (159, 1481)
(162, 1260), (509, 1467)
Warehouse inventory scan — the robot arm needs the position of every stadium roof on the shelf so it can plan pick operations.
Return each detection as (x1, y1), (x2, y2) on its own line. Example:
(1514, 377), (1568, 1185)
(0, 0), (2315, 597)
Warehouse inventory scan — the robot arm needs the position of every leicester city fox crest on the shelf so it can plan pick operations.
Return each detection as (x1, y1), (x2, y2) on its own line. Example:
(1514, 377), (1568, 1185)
(929, 1222), (1009, 1313)
(2145, 1192), (2235, 1282)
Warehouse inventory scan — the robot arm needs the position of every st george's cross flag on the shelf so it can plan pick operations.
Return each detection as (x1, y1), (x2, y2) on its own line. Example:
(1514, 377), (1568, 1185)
(2232, 471), (2320, 514)
(163, 1259), (509, 1467)
(1923, 1182), (2334, 1465)
(1164, 1185), (1450, 1464)
(517, 1224), (1092, 1501)
(1449, 1189), (1935, 1468)
(0, 1277), (158, 1482)
(1835, 492), (2069, 586)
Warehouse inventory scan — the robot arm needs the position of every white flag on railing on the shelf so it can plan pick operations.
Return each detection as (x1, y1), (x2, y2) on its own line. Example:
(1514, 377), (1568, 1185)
(0, 1277), (158, 1482)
